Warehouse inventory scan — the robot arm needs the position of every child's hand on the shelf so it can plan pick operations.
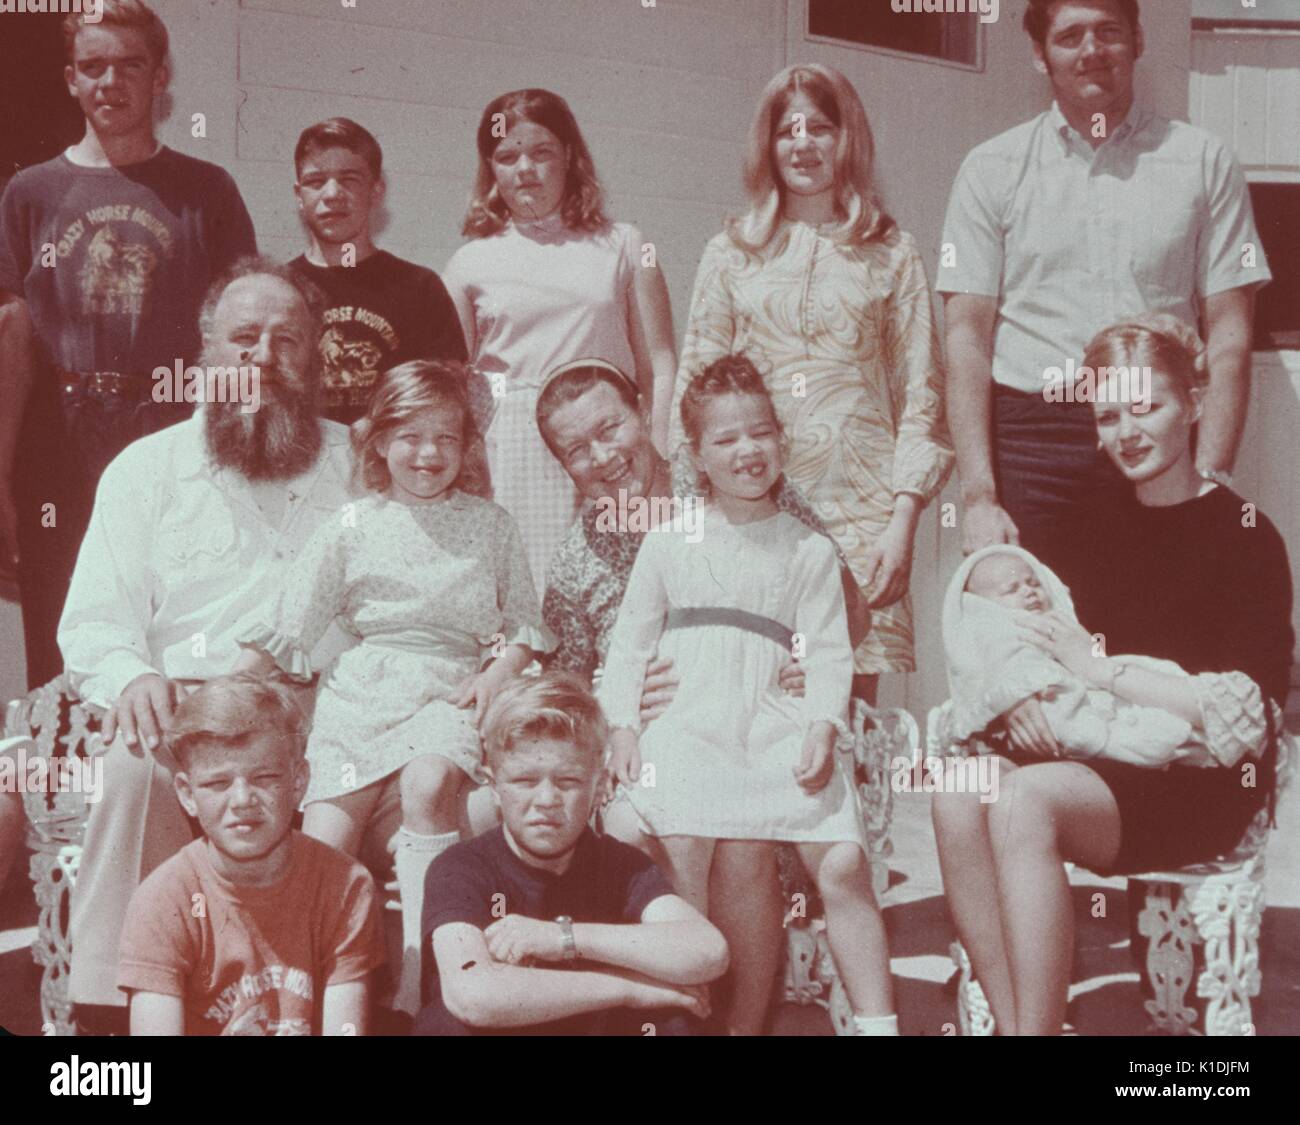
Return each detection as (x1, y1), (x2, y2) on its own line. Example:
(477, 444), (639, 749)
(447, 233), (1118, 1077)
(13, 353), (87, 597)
(450, 671), (486, 719)
(453, 645), (531, 724)
(484, 914), (566, 965)
(777, 657), (806, 698)
(794, 723), (836, 793)
(638, 656), (679, 724)
(606, 728), (642, 789)
(451, 662), (508, 725)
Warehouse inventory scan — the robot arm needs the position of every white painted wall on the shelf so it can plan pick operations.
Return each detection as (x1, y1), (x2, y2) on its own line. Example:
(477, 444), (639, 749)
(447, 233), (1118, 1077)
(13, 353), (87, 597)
(158, 0), (787, 330)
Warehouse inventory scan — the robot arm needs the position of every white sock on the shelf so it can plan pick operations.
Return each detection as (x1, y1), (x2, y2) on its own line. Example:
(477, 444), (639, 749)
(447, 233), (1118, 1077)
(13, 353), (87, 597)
(391, 827), (459, 1015)
(853, 1013), (900, 1037)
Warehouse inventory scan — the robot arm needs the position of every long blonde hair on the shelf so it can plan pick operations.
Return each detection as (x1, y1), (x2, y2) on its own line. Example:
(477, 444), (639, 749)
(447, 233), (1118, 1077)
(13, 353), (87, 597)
(351, 360), (492, 498)
(728, 64), (894, 256)
(1082, 313), (1207, 403)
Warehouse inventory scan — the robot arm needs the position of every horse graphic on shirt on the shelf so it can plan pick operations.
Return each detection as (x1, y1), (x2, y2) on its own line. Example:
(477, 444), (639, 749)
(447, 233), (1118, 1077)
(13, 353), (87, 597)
(221, 1001), (311, 1036)
(78, 224), (158, 317)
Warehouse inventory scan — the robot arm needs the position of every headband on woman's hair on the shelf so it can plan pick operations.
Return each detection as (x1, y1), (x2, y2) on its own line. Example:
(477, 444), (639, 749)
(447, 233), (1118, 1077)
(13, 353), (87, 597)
(540, 357), (639, 398)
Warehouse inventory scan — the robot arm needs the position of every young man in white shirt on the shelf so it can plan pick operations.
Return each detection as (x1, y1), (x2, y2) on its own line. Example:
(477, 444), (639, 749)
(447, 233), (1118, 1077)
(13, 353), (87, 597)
(937, 0), (1269, 564)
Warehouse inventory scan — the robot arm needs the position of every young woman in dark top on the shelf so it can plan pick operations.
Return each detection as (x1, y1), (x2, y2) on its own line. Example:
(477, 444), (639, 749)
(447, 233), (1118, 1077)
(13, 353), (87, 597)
(932, 312), (1294, 1036)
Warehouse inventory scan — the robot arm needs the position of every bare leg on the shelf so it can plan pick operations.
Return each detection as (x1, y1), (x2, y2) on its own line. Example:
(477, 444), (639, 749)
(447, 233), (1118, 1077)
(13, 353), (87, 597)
(851, 673), (878, 708)
(798, 840), (893, 1016)
(931, 756), (1021, 1033)
(0, 787), (24, 894)
(302, 782), (385, 857)
(658, 835), (715, 915)
(986, 762), (1120, 1035)
(600, 794), (664, 864)
(709, 839), (782, 1036)
(399, 755), (466, 836)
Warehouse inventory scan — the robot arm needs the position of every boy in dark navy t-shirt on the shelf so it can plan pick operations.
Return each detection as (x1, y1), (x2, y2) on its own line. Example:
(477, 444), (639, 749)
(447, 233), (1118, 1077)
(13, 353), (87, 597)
(414, 673), (728, 1036)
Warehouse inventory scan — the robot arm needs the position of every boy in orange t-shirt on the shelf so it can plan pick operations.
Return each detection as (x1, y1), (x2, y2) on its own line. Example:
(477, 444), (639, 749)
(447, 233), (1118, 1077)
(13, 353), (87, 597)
(117, 674), (385, 1035)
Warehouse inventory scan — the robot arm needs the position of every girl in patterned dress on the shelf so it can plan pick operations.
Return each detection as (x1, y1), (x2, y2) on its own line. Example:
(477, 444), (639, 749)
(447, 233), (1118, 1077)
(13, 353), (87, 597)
(235, 361), (552, 1013)
(598, 355), (896, 1036)
(671, 64), (954, 698)
(442, 88), (678, 584)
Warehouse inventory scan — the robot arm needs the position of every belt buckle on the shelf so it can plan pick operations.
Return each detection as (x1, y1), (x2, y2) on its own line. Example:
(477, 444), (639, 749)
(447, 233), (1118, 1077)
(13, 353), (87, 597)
(89, 371), (126, 397)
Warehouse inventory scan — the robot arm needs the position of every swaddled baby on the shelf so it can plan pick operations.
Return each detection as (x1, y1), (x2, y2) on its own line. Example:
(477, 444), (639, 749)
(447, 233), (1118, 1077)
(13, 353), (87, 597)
(942, 546), (1215, 768)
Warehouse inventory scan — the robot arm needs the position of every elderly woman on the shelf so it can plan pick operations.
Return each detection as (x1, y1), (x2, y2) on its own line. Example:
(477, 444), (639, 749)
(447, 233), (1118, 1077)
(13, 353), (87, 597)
(536, 357), (868, 1035)
(931, 314), (1294, 1035)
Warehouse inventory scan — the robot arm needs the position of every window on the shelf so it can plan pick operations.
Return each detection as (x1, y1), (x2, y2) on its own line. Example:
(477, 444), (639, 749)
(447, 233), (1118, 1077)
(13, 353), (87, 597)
(1193, 0), (1300, 33)
(807, 0), (984, 69)
(1250, 183), (1300, 351)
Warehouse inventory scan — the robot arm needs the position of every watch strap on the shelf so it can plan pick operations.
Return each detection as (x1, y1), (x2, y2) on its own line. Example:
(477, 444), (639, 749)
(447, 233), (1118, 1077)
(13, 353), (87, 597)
(556, 915), (577, 961)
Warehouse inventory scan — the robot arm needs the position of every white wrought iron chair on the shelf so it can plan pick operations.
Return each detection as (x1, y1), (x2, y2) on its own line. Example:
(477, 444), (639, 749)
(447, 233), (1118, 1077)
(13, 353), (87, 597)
(930, 700), (1294, 1037)
(5, 675), (104, 1036)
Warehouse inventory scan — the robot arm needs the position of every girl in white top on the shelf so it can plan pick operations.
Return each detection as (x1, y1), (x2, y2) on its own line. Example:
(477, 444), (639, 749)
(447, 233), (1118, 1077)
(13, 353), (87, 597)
(598, 354), (896, 1036)
(442, 88), (677, 582)
(236, 361), (552, 1012)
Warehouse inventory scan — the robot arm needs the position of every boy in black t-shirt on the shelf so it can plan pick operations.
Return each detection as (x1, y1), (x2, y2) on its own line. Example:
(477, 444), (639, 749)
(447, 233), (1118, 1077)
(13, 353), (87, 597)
(413, 672), (728, 1036)
(289, 118), (466, 426)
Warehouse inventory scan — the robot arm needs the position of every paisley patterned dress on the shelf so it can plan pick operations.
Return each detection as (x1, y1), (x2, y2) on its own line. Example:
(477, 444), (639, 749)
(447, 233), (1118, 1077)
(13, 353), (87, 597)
(671, 221), (954, 673)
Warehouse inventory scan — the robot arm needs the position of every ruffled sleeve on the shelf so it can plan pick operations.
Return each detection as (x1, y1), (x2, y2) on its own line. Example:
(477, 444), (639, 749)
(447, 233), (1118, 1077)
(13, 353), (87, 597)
(1192, 670), (1272, 768)
(237, 622), (315, 682)
(882, 234), (955, 503)
(236, 508), (352, 682)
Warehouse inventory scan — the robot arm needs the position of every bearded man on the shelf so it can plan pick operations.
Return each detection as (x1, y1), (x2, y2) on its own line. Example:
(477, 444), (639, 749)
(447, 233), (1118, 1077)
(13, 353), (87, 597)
(52, 258), (357, 1027)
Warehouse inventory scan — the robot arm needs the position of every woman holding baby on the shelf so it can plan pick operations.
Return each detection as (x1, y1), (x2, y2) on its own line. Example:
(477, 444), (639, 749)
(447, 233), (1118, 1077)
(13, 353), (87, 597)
(932, 313), (1294, 1036)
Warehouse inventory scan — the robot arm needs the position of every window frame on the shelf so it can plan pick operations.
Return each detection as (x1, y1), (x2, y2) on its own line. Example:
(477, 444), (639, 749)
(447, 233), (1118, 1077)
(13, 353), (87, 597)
(804, 1), (988, 74)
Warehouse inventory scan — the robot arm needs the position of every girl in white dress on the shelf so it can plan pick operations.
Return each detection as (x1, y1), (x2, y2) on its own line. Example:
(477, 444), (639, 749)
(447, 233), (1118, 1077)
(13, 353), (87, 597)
(598, 354), (896, 1035)
(235, 361), (552, 1012)
(442, 88), (677, 583)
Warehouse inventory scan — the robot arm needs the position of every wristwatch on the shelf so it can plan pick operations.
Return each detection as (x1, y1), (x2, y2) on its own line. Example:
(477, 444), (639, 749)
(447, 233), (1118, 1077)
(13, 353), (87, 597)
(555, 915), (578, 961)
